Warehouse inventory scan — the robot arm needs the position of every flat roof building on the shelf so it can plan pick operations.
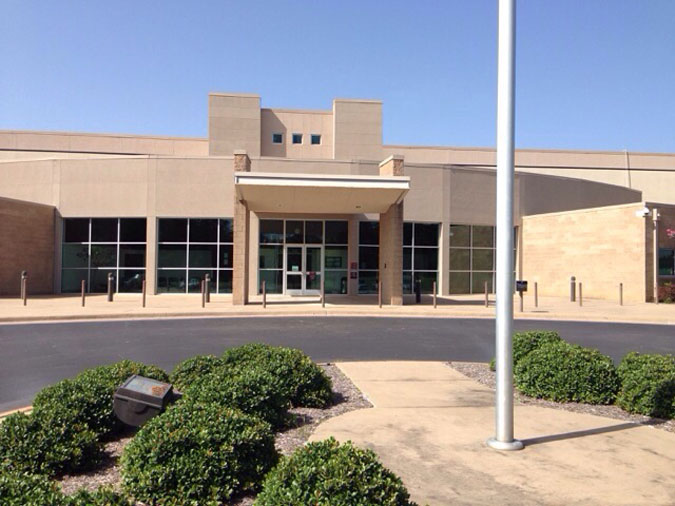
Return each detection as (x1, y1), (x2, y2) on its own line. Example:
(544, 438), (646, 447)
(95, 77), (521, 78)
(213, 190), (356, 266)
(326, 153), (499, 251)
(1, 92), (673, 303)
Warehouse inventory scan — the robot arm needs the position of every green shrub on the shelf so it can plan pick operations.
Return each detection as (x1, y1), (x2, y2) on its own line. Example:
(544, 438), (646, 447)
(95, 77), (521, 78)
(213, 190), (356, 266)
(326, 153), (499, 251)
(33, 360), (168, 438)
(121, 402), (278, 505)
(515, 341), (619, 404)
(255, 438), (416, 506)
(222, 343), (333, 407)
(169, 354), (224, 392)
(0, 407), (101, 477)
(183, 364), (291, 427)
(0, 470), (129, 506)
(66, 487), (132, 505)
(489, 330), (562, 371)
(0, 469), (66, 506)
(617, 352), (675, 419)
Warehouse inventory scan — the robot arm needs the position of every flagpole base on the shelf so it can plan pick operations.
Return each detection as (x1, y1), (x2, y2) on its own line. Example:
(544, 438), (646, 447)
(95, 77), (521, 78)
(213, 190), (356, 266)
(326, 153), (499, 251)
(487, 437), (524, 451)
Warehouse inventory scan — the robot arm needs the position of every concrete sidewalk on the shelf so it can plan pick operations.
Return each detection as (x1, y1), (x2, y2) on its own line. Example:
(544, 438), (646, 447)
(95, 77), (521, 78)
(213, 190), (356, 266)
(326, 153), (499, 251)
(0, 293), (674, 324)
(311, 362), (675, 506)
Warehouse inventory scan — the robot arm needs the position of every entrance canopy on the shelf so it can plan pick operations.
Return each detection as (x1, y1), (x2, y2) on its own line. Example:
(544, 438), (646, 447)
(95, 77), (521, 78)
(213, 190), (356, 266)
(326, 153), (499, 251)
(234, 172), (410, 214)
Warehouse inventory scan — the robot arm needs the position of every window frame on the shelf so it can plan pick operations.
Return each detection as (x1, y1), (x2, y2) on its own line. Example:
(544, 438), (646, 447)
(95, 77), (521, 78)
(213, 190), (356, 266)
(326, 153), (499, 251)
(156, 218), (234, 294)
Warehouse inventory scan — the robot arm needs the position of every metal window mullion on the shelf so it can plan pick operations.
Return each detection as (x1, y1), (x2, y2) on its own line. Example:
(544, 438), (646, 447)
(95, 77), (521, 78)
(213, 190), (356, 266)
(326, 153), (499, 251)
(185, 219), (190, 294)
(87, 219), (92, 293)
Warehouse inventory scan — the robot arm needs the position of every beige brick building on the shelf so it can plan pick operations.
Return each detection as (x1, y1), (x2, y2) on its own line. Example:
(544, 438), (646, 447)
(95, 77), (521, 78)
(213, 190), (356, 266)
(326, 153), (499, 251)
(0, 92), (673, 302)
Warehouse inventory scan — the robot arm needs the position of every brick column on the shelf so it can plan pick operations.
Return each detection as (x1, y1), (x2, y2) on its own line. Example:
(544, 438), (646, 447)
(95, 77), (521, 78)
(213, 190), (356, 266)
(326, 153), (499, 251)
(379, 155), (404, 305)
(233, 150), (251, 305)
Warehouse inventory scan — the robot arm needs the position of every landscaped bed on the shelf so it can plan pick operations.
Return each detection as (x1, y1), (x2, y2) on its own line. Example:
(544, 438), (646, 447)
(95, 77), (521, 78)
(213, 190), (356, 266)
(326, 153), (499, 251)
(57, 363), (371, 503)
(449, 330), (675, 434)
(0, 344), (418, 506)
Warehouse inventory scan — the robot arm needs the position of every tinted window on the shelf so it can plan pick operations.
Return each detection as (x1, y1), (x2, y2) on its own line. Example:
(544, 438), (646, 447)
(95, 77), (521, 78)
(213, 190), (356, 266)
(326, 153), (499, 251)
(120, 219), (146, 242)
(325, 221), (348, 244)
(91, 218), (118, 242)
(189, 219), (218, 243)
(359, 246), (378, 270)
(403, 223), (413, 246)
(285, 220), (304, 244)
(305, 221), (323, 244)
(159, 219), (187, 242)
(220, 219), (233, 243)
(359, 222), (379, 245)
(450, 225), (470, 247)
(414, 223), (439, 246)
(64, 218), (89, 243)
(260, 220), (284, 244)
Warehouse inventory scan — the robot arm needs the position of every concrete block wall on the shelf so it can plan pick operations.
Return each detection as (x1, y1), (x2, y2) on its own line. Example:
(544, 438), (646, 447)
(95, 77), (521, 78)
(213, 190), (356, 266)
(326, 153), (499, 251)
(208, 93), (261, 157)
(332, 99), (382, 161)
(0, 197), (55, 295)
(521, 203), (648, 302)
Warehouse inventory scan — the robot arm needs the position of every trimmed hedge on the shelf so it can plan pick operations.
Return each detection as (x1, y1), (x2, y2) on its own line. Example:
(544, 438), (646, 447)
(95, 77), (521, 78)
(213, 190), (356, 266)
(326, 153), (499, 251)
(33, 360), (168, 439)
(121, 402), (278, 505)
(222, 343), (333, 408)
(0, 407), (101, 477)
(255, 438), (416, 506)
(0, 470), (130, 506)
(0, 470), (65, 506)
(515, 341), (620, 404)
(490, 330), (562, 371)
(183, 364), (291, 428)
(617, 352), (675, 419)
(169, 354), (224, 392)
(66, 487), (131, 505)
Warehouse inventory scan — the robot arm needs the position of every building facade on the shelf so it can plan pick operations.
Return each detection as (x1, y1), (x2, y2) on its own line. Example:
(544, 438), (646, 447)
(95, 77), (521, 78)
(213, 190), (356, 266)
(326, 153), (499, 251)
(1, 92), (673, 303)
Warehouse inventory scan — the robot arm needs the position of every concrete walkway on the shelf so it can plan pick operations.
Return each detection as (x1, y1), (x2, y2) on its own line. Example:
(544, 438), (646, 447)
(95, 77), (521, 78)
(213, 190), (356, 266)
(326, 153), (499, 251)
(1, 293), (674, 324)
(311, 362), (675, 506)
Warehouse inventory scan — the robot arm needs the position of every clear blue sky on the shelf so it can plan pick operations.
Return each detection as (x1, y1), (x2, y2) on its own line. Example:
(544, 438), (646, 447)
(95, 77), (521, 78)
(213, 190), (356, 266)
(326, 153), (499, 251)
(1, 0), (674, 152)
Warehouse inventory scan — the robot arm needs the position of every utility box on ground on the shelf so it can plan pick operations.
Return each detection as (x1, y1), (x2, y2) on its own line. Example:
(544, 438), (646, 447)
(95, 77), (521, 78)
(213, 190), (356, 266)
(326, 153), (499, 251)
(113, 375), (175, 427)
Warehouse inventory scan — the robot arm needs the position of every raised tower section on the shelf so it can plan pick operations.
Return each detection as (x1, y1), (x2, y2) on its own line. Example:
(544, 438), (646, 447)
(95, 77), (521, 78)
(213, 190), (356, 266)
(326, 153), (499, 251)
(208, 92), (261, 157)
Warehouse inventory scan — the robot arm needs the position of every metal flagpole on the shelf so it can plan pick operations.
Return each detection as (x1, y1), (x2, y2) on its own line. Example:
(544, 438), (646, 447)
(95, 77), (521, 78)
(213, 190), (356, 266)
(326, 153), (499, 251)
(487, 0), (523, 451)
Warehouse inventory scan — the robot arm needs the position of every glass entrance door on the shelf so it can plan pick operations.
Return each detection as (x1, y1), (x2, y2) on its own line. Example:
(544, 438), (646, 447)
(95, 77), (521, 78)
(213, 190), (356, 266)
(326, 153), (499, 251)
(304, 246), (322, 295)
(284, 245), (323, 295)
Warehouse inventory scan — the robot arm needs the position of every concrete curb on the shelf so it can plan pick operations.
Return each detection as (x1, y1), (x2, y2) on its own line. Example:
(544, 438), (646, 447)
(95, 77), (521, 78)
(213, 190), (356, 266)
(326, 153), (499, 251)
(0, 406), (32, 420)
(0, 310), (673, 325)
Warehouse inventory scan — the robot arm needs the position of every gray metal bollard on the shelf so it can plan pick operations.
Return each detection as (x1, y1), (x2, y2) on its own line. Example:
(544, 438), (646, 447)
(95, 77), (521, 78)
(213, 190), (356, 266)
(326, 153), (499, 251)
(378, 281), (382, 308)
(205, 274), (211, 303)
(534, 281), (538, 308)
(262, 280), (266, 309)
(619, 282), (623, 306)
(22, 273), (28, 306)
(142, 279), (146, 308)
(201, 280), (205, 308)
(432, 281), (437, 308)
(570, 276), (576, 302)
(579, 282), (583, 307)
(484, 281), (489, 308)
(20, 270), (27, 300)
(321, 278), (325, 308)
(107, 273), (114, 302)
(81, 280), (86, 307)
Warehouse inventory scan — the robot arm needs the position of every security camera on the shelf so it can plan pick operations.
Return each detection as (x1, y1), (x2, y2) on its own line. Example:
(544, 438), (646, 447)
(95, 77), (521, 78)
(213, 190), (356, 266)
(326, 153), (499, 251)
(635, 206), (650, 218)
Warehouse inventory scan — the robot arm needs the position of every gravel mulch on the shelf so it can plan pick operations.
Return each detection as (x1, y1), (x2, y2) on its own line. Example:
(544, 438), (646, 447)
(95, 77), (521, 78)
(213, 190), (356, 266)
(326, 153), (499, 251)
(448, 361), (675, 433)
(58, 363), (372, 505)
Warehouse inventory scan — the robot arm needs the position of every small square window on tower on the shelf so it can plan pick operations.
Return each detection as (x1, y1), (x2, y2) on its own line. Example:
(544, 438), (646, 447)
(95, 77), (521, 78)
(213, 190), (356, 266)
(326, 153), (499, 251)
(272, 133), (283, 144)
(292, 133), (303, 144)
(311, 134), (321, 145)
